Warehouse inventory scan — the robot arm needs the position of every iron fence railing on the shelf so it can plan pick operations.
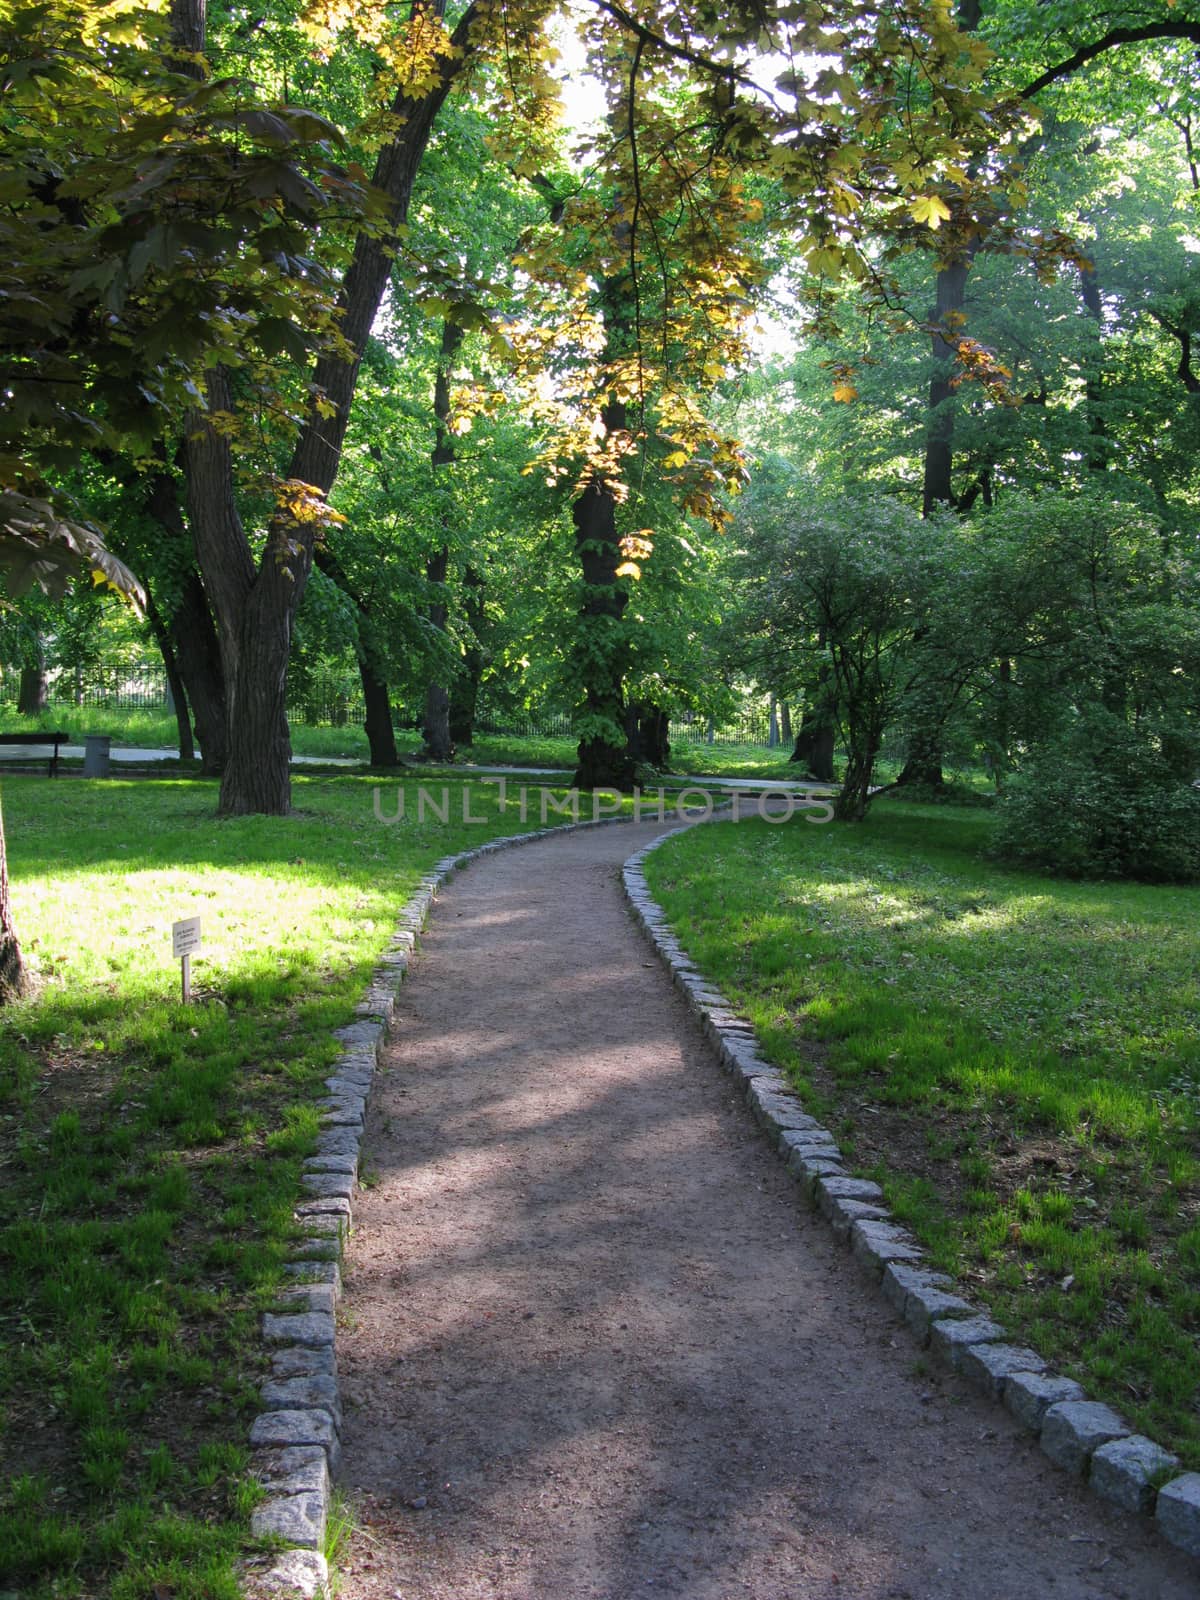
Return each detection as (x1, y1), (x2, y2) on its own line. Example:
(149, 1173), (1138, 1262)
(0, 664), (171, 711)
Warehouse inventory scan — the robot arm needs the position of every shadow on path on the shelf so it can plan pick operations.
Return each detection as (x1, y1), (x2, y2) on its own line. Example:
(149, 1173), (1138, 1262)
(335, 819), (1194, 1600)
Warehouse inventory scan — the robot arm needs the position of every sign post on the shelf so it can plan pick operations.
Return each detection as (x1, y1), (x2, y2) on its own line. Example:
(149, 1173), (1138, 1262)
(172, 917), (202, 1003)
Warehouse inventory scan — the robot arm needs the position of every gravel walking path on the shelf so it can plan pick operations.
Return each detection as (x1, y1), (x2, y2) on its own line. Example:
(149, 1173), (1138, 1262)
(333, 818), (1194, 1600)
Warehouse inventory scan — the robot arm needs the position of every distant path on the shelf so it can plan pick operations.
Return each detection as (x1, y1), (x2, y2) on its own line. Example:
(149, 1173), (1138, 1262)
(333, 818), (1193, 1599)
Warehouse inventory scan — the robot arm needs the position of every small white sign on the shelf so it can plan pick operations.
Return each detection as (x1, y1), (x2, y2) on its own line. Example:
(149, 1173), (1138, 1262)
(172, 916), (202, 958)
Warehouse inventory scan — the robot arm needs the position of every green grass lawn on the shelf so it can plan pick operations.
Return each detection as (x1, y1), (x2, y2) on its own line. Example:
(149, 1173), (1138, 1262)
(644, 798), (1200, 1467)
(668, 740), (806, 779)
(0, 771), (599, 1600)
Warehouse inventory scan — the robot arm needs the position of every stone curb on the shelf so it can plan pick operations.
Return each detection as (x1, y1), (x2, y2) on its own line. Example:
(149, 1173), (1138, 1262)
(619, 831), (1200, 1569)
(246, 803), (721, 1597)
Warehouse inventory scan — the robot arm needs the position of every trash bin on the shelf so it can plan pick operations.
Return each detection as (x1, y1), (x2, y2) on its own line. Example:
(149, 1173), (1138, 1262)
(83, 735), (111, 778)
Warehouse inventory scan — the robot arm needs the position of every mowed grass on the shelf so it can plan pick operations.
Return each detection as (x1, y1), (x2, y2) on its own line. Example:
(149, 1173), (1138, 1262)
(644, 799), (1200, 1466)
(0, 771), (597, 1600)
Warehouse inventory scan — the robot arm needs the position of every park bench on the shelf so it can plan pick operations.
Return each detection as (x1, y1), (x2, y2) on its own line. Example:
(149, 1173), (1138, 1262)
(0, 731), (70, 777)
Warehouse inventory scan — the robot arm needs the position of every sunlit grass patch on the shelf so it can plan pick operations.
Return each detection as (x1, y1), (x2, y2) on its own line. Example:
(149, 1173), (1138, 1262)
(0, 771), (574, 1598)
(645, 799), (1200, 1465)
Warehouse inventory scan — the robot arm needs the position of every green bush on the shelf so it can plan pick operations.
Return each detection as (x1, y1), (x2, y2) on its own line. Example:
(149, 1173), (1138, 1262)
(889, 778), (996, 808)
(995, 725), (1200, 882)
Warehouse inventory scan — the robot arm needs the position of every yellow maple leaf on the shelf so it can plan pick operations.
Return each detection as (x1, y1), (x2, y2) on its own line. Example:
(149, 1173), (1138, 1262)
(908, 194), (953, 230)
(832, 381), (858, 402)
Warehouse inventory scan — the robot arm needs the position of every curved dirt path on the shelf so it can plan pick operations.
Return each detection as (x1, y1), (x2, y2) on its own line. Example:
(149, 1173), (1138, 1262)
(335, 818), (1194, 1600)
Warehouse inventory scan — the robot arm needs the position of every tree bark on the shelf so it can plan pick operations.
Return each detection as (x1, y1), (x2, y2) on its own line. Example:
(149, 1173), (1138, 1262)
(624, 701), (670, 769)
(790, 655), (836, 780)
(834, 741), (880, 821)
(17, 657), (47, 717)
(217, 558), (299, 815)
(896, 724), (945, 789)
(834, 685), (886, 821)
(572, 467), (638, 791)
(144, 593), (195, 762)
(180, 4), (481, 815)
(181, 367), (271, 811)
(572, 266), (638, 793)
(361, 660), (400, 767)
(143, 471), (228, 774)
(421, 320), (466, 764)
(0, 796), (26, 1001)
(169, 570), (227, 776)
(790, 715), (835, 780)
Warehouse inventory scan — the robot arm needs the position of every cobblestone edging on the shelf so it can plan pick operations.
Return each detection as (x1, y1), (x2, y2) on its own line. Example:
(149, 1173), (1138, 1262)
(620, 829), (1200, 1567)
(244, 809), (704, 1599)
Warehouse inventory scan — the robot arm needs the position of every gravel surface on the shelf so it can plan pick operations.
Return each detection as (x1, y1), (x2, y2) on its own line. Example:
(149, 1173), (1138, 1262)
(334, 818), (1195, 1600)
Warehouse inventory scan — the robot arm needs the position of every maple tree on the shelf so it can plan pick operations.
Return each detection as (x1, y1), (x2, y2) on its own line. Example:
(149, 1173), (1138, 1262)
(8, 0), (1131, 807)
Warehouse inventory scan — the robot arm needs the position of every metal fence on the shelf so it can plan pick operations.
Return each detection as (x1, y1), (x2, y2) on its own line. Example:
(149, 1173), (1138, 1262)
(0, 666), (790, 749)
(0, 664), (173, 711)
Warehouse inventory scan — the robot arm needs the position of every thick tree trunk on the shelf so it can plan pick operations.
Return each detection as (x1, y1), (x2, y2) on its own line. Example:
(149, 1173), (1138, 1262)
(422, 682), (454, 762)
(0, 797), (26, 1002)
(142, 471), (228, 774)
(572, 473), (638, 792)
(780, 701), (792, 744)
(448, 676), (479, 748)
(170, 572), (227, 776)
(572, 269), (639, 793)
(791, 717), (835, 781)
(790, 661), (836, 781)
(181, 368), (281, 814)
(219, 564), (297, 816)
(179, 3), (480, 815)
(624, 702), (670, 769)
(361, 660), (400, 767)
(897, 736), (945, 790)
(17, 659), (47, 717)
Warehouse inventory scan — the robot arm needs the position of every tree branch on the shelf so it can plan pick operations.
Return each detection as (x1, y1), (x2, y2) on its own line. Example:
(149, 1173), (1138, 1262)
(588, 0), (772, 100)
(1021, 22), (1200, 99)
